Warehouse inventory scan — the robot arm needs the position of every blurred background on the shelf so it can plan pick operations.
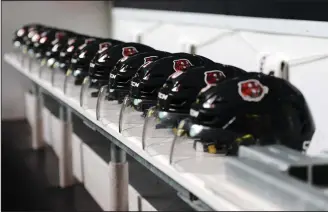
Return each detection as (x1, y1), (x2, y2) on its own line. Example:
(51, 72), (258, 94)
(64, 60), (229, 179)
(2, 1), (112, 120)
(2, 2), (113, 210)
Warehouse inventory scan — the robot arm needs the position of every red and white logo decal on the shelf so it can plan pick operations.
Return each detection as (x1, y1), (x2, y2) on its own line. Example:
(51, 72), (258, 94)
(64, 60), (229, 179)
(200, 70), (226, 92)
(173, 59), (193, 72)
(122, 46), (138, 57)
(144, 56), (158, 64)
(98, 42), (112, 53)
(55, 32), (66, 39)
(238, 79), (269, 102)
(141, 56), (158, 68)
(204, 70), (226, 85)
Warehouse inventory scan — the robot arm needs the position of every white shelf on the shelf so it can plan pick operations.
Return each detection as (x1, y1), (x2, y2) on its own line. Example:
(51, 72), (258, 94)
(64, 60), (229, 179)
(5, 52), (284, 211)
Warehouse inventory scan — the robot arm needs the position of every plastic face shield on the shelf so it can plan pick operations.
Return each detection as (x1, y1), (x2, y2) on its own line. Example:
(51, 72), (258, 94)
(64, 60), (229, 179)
(13, 42), (25, 66)
(118, 96), (156, 138)
(63, 68), (84, 101)
(26, 50), (44, 75)
(169, 118), (220, 167)
(80, 76), (100, 109)
(20, 44), (34, 70)
(142, 106), (188, 152)
(96, 84), (122, 127)
(39, 57), (56, 83)
(51, 61), (67, 90)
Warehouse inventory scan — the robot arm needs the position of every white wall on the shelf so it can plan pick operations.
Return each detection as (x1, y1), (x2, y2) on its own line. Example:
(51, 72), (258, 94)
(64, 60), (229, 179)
(1, 1), (112, 120)
(112, 8), (328, 154)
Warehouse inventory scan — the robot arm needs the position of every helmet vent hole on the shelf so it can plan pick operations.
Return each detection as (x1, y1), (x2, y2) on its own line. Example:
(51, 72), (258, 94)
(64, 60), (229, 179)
(268, 70), (275, 76)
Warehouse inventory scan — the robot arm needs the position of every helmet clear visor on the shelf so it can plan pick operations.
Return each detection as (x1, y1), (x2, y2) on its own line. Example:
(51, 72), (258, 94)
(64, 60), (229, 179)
(96, 85), (121, 127)
(80, 76), (99, 110)
(142, 106), (188, 152)
(118, 96), (149, 138)
(64, 68), (83, 101)
(52, 61), (66, 90)
(168, 118), (220, 165)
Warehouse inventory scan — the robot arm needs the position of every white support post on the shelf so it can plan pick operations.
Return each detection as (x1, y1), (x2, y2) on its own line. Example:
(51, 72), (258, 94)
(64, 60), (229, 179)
(31, 84), (45, 150)
(258, 52), (290, 81)
(58, 105), (75, 188)
(108, 143), (129, 211)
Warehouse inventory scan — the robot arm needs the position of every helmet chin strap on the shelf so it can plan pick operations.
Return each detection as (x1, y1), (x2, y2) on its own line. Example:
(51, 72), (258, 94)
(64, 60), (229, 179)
(188, 120), (258, 155)
(197, 132), (257, 155)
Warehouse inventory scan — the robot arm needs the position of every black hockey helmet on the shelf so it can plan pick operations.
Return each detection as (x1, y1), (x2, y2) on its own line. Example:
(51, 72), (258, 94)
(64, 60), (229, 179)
(12, 23), (44, 49)
(33, 28), (69, 60)
(23, 25), (48, 56)
(175, 72), (315, 154)
(69, 38), (124, 85)
(88, 42), (155, 90)
(119, 53), (215, 138)
(107, 51), (172, 102)
(56, 35), (89, 72)
(157, 63), (247, 113)
(43, 30), (78, 68)
(128, 53), (216, 112)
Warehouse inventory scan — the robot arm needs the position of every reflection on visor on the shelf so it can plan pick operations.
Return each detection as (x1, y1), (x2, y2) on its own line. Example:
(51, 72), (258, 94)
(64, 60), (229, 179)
(73, 69), (81, 77)
(133, 99), (142, 106)
(47, 58), (56, 67)
(189, 124), (204, 137)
